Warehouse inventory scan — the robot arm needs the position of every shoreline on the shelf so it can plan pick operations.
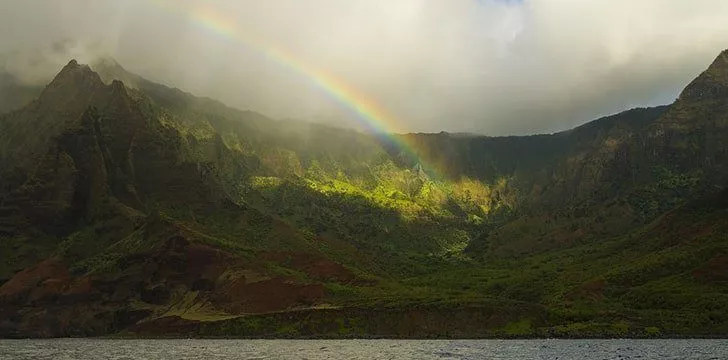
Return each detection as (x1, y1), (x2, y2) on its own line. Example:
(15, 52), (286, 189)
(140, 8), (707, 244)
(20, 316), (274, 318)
(3, 335), (727, 340)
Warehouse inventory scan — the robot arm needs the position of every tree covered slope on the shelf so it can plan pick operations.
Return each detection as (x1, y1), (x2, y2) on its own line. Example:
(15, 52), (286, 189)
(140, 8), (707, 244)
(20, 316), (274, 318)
(0, 50), (726, 338)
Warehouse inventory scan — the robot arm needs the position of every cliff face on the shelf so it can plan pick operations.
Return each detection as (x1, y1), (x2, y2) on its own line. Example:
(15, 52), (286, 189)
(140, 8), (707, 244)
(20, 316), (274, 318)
(0, 60), (231, 238)
(0, 51), (727, 338)
(647, 49), (728, 181)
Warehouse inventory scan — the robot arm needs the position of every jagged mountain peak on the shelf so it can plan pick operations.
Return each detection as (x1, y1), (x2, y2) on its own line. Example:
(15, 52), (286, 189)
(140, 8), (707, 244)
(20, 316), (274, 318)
(42, 59), (137, 103)
(0, 60), (136, 171)
(677, 49), (728, 102)
(52, 59), (100, 84)
(38, 58), (104, 104)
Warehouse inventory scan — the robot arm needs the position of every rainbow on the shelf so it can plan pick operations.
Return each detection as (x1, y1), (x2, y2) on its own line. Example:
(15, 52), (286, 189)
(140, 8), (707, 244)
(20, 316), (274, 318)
(145, 0), (442, 178)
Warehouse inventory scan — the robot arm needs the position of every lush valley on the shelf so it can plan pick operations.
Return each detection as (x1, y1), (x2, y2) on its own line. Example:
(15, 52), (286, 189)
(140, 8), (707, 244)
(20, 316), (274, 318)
(0, 51), (726, 338)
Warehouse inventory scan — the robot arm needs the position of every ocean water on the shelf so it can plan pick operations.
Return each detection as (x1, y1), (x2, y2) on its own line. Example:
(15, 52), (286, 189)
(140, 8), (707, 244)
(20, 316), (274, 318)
(0, 338), (726, 359)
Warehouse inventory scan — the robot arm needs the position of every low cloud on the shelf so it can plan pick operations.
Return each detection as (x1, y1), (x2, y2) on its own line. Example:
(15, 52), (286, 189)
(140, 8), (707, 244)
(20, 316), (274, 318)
(1, 0), (727, 134)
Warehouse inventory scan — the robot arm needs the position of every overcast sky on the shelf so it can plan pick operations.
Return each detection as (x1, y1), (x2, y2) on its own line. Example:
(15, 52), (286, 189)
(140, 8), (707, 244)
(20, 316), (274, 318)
(1, 0), (728, 135)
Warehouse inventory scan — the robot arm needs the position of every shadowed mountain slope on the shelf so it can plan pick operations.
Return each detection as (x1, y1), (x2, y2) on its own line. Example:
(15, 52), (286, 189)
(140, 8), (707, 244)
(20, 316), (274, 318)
(0, 50), (727, 338)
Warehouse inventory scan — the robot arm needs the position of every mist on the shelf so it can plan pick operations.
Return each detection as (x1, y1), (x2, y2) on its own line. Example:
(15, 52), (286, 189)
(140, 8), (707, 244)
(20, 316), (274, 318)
(1, 0), (728, 135)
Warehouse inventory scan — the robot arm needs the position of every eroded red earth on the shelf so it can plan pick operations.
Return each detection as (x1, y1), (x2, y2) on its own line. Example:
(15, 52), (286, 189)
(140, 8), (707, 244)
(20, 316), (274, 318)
(0, 235), (357, 337)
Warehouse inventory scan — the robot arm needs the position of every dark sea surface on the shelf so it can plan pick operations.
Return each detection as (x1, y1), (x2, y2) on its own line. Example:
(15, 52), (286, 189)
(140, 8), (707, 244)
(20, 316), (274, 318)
(0, 338), (727, 359)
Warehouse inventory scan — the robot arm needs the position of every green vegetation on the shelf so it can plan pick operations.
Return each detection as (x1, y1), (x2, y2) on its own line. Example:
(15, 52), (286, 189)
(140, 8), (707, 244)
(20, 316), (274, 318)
(1, 52), (728, 338)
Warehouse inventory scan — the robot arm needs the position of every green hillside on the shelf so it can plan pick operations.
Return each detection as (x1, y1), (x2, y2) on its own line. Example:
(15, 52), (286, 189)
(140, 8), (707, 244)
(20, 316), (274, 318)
(0, 50), (726, 338)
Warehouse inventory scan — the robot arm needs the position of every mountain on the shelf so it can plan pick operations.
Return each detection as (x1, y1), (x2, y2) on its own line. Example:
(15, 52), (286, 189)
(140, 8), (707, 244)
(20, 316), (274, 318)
(0, 50), (726, 338)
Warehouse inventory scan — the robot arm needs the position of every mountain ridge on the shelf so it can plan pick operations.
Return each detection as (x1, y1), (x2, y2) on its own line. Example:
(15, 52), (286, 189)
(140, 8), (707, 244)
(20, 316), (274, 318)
(0, 50), (727, 338)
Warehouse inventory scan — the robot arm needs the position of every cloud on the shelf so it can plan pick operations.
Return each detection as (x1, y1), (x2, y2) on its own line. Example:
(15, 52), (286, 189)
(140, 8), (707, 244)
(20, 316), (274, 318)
(1, 0), (727, 135)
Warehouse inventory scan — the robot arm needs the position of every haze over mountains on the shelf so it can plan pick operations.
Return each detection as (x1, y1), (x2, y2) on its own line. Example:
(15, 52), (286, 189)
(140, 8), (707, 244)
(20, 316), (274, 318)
(0, 47), (726, 338)
(4, 0), (728, 134)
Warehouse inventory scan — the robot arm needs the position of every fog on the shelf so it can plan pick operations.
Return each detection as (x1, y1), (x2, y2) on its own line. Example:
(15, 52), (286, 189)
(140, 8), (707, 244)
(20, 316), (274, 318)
(1, 0), (728, 135)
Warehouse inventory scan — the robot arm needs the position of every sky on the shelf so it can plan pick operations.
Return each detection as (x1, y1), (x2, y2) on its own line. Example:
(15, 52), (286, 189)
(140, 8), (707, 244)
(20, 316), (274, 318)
(1, 0), (728, 135)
